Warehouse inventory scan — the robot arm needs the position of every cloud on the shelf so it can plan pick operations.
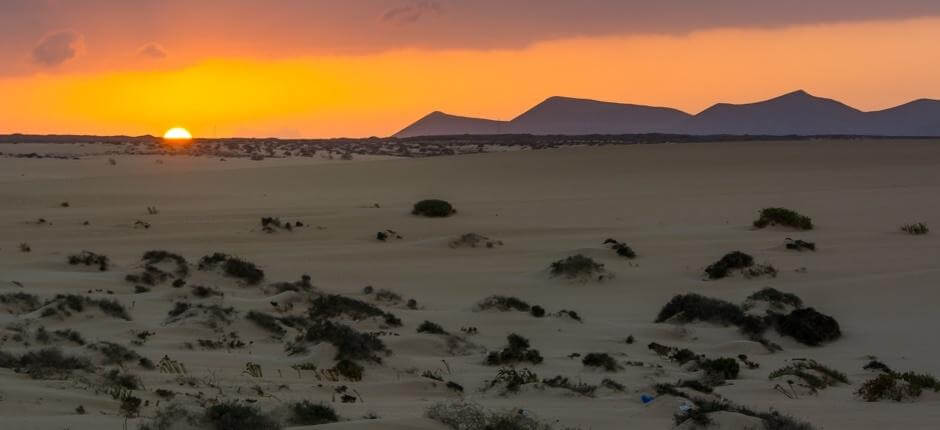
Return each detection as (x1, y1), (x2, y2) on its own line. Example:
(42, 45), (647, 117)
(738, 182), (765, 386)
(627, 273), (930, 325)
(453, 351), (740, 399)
(32, 30), (83, 67)
(383, 1), (442, 24)
(138, 42), (167, 59)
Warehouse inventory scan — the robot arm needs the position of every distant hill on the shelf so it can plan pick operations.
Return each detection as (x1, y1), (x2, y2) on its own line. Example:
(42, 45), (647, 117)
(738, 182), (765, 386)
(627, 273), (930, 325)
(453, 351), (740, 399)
(394, 111), (507, 138)
(506, 96), (691, 134)
(395, 90), (940, 137)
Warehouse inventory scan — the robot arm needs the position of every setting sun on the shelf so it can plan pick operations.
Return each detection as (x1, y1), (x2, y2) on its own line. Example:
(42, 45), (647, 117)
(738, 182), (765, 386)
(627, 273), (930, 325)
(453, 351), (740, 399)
(163, 127), (192, 140)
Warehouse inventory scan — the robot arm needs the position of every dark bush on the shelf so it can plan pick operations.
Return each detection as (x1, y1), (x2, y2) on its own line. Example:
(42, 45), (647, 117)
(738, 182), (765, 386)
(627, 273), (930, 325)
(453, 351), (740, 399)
(549, 254), (609, 280)
(603, 238), (636, 259)
(304, 320), (388, 363)
(542, 375), (597, 396)
(530, 305), (546, 318)
(785, 238), (816, 251)
(104, 368), (142, 390)
(856, 371), (940, 402)
(309, 294), (402, 327)
(67, 251), (110, 271)
(699, 357), (740, 381)
(198, 253), (264, 285)
(191, 285), (223, 298)
(204, 402), (281, 430)
(704, 251), (754, 279)
(88, 341), (141, 365)
(246, 311), (286, 337)
(0, 292), (41, 314)
(417, 320), (448, 335)
(485, 334), (543, 366)
(53, 329), (86, 345)
(3, 348), (95, 379)
(775, 307), (841, 346)
(412, 199), (456, 217)
(141, 250), (189, 277)
(333, 359), (364, 381)
(655, 294), (744, 325)
(754, 207), (813, 230)
(900, 222), (929, 235)
(744, 287), (803, 310)
(288, 400), (339, 426)
(582, 353), (621, 371)
(475, 295), (530, 312)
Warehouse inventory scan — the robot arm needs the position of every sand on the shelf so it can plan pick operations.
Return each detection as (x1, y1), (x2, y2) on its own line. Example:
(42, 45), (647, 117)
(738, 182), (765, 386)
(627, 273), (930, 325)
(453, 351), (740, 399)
(1, 139), (939, 429)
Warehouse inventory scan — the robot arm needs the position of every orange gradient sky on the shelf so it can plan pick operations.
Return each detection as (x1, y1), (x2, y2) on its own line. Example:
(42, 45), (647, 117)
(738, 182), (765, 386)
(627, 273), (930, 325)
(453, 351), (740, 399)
(2, 3), (940, 137)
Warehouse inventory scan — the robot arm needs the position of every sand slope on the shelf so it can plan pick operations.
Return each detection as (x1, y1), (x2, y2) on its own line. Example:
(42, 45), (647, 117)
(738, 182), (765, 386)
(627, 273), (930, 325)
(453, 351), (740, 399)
(1, 139), (940, 429)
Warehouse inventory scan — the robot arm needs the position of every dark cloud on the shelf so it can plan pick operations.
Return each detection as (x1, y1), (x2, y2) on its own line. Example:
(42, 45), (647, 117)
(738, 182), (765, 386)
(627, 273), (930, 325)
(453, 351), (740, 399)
(138, 42), (167, 59)
(383, 1), (442, 24)
(32, 30), (82, 67)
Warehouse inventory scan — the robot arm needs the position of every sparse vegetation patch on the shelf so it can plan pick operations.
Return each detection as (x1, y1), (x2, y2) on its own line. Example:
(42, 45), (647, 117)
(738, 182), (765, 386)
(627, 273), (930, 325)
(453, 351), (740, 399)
(549, 254), (611, 281)
(412, 199), (456, 217)
(754, 207), (813, 230)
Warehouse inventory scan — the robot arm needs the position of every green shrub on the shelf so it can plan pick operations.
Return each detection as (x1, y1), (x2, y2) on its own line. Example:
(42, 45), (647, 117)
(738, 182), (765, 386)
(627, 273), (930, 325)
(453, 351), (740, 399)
(67, 251), (110, 271)
(198, 253), (264, 285)
(485, 334), (543, 366)
(582, 353), (621, 371)
(412, 199), (456, 217)
(900, 222), (929, 235)
(304, 320), (388, 363)
(246, 311), (286, 337)
(417, 320), (448, 335)
(655, 294), (745, 325)
(204, 402), (281, 430)
(704, 251), (754, 279)
(549, 254), (609, 280)
(774, 307), (841, 346)
(475, 295), (531, 312)
(288, 400), (339, 426)
(754, 207), (813, 230)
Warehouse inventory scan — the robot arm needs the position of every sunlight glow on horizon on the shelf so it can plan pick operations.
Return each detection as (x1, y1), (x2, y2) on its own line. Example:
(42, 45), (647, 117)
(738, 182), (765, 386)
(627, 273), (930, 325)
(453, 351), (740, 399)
(2, 17), (940, 138)
(163, 127), (193, 140)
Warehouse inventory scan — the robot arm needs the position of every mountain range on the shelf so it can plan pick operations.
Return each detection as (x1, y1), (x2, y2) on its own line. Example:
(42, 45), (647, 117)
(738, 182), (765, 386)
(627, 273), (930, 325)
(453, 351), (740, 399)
(394, 90), (940, 137)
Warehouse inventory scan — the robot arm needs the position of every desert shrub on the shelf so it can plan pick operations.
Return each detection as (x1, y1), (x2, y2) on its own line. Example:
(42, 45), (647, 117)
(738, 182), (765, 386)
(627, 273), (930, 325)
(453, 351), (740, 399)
(754, 207), (813, 230)
(303, 320), (388, 363)
(530, 305), (546, 318)
(104, 368), (142, 390)
(856, 371), (940, 402)
(678, 379), (713, 393)
(88, 341), (141, 365)
(2, 348), (95, 379)
(900, 222), (929, 235)
(774, 307), (841, 346)
(0, 292), (41, 314)
(67, 251), (110, 271)
(555, 309), (582, 322)
(601, 378), (626, 391)
(655, 294), (745, 325)
(412, 199), (456, 217)
(704, 251), (754, 279)
(582, 352), (621, 371)
(309, 294), (401, 327)
(333, 359), (364, 381)
(648, 342), (701, 365)
(39, 295), (130, 321)
(475, 295), (531, 312)
(191, 285), (223, 298)
(168, 302), (191, 318)
(417, 320), (448, 335)
(770, 359), (847, 393)
(744, 287), (803, 311)
(246, 311), (286, 337)
(288, 400), (339, 426)
(603, 238), (636, 259)
(486, 334), (543, 366)
(864, 360), (892, 373)
(542, 375), (597, 396)
(141, 250), (189, 277)
(450, 233), (502, 248)
(260, 217), (298, 233)
(267, 275), (313, 294)
(374, 288), (402, 303)
(19, 242), (31, 252)
(549, 254), (610, 280)
(485, 367), (540, 393)
(785, 238), (816, 251)
(198, 253), (264, 285)
(204, 401), (281, 430)
(699, 357), (740, 381)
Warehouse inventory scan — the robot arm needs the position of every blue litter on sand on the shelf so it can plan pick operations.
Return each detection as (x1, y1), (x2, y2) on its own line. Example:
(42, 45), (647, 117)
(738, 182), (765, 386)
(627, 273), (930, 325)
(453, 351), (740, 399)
(641, 394), (655, 404)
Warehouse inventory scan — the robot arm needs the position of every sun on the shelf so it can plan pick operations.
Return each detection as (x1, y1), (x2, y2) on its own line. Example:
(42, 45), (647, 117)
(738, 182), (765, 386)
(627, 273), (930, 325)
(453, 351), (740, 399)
(163, 127), (192, 140)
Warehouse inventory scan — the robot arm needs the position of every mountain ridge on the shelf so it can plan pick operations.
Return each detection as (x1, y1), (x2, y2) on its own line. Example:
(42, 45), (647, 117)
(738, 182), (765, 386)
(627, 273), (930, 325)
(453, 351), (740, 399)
(395, 90), (940, 137)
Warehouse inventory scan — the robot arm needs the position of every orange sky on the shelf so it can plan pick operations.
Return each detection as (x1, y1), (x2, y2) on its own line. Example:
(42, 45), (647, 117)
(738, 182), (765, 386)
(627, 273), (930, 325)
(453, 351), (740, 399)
(2, 16), (940, 138)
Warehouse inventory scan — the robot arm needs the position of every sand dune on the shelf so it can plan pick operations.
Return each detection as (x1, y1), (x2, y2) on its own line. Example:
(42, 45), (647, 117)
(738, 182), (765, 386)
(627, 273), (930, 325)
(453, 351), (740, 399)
(1, 139), (940, 429)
